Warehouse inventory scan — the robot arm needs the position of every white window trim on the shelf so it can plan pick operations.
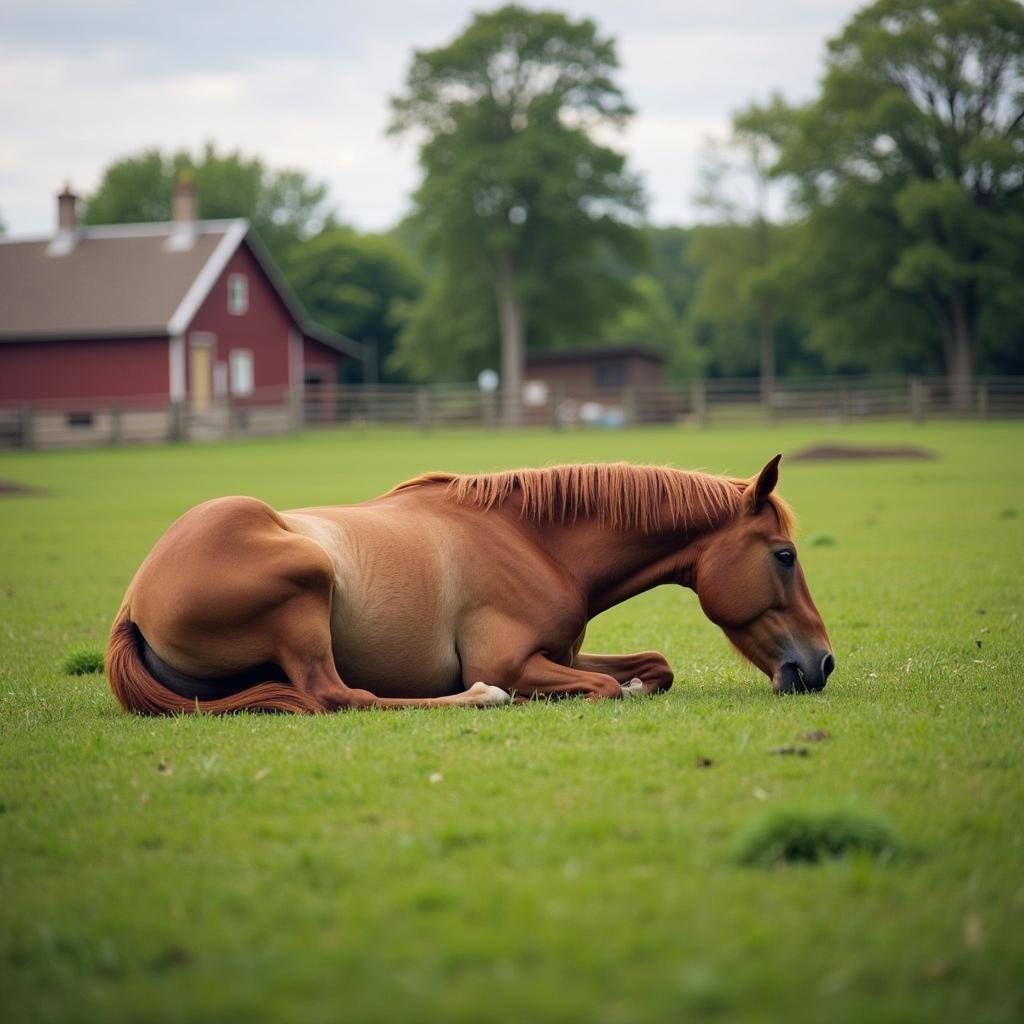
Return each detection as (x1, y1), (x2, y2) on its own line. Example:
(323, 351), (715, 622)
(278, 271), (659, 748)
(229, 348), (255, 397)
(227, 273), (249, 315)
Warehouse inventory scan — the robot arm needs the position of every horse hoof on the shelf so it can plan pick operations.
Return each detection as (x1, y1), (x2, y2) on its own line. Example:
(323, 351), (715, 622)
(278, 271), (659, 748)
(467, 681), (512, 706)
(621, 678), (646, 698)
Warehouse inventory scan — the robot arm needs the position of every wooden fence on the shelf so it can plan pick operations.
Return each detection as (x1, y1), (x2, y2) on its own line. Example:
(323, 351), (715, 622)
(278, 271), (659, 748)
(2, 375), (1023, 449)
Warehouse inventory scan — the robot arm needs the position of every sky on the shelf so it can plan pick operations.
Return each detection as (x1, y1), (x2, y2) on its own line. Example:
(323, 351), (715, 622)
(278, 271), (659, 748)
(0, 0), (864, 237)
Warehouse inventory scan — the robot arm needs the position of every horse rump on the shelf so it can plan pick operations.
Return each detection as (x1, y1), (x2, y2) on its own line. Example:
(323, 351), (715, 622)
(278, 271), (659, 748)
(105, 614), (317, 715)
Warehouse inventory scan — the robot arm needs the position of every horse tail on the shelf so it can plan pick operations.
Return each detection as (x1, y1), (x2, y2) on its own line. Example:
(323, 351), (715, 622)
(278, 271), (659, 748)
(105, 611), (318, 716)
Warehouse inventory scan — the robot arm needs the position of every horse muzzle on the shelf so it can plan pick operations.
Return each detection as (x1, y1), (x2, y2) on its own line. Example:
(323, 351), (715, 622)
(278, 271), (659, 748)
(773, 650), (835, 694)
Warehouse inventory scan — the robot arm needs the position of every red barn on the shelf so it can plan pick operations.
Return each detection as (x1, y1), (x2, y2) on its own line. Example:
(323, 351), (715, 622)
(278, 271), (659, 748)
(0, 181), (360, 445)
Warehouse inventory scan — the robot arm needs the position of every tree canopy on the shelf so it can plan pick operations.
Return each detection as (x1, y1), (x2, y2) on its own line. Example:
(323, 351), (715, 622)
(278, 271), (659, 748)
(83, 143), (334, 267)
(744, 0), (1024, 403)
(390, 4), (646, 416)
(285, 229), (421, 383)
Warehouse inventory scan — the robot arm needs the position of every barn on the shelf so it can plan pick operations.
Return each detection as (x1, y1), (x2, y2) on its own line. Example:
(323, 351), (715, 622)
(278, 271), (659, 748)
(0, 181), (361, 445)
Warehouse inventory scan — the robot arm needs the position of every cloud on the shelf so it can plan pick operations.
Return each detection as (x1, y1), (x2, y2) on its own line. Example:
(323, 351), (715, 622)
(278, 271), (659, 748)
(0, 1), (862, 235)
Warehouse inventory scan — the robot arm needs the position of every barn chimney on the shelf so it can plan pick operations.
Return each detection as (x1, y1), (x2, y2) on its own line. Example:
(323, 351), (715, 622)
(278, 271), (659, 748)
(167, 173), (198, 250)
(58, 182), (78, 230)
(48, 182), (79, 256)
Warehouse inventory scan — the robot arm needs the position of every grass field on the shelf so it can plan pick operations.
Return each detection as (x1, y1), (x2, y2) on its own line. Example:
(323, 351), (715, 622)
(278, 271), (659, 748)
(1, 421), (1023, 1024)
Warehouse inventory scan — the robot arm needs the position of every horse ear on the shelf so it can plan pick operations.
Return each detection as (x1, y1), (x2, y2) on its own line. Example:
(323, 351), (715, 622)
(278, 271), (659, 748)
(746, 454), (782, 513)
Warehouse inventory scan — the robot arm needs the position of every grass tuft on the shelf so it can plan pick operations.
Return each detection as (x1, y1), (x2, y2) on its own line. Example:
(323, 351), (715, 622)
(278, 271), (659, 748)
(736, 809), (899, 866)
(60, 645), (105, 676)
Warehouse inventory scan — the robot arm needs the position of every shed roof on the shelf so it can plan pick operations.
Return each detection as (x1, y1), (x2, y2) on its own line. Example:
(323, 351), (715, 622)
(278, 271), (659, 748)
(526, 343), (667, 366)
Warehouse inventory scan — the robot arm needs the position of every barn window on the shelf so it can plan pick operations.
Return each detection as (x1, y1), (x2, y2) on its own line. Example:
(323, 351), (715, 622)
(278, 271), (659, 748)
(227, 273), (249, 315)
(229, 349), (254, 396)
(67, 411), (94, 428)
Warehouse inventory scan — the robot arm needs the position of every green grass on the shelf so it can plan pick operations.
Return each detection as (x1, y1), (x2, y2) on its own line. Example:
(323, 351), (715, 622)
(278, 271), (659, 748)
(1, 421), (1023, 1024)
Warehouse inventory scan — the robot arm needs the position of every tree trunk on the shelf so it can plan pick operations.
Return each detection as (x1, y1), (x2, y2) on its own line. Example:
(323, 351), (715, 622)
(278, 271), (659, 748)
(494, 254), (525, 426)
(947, 287), (975, 413)
(758, 306), (776, 416)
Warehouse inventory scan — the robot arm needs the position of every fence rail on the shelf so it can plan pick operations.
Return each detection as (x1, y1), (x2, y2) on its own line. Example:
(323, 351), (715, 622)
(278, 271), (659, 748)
(2, 375), (1023, 449)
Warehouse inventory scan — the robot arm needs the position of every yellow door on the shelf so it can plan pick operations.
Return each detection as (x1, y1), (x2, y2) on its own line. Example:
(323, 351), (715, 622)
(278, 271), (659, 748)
(191, 344), (211, 412)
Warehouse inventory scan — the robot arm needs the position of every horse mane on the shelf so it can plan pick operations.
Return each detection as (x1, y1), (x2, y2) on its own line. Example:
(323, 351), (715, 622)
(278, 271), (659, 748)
(391, 463), (795, 535)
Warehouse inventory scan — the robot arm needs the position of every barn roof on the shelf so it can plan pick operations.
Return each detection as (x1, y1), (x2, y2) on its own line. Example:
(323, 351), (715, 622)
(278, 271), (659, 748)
(0, 220), (363, 359)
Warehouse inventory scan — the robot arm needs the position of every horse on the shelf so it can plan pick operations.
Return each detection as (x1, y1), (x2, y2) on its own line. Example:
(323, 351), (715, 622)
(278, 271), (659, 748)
(106, 455), (834, 715)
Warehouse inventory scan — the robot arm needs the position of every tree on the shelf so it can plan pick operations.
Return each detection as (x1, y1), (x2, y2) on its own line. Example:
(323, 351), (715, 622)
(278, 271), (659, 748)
(84, 143), (334, 267)
(285, 229), (421, 383)
(644, 226), (700, 323)
(754, 0), (1024, 406)
(689, 116), (807, 404)
(390, 267), (500, 382)
(599, 273), (705, 378)
(390, 4), (645, 420)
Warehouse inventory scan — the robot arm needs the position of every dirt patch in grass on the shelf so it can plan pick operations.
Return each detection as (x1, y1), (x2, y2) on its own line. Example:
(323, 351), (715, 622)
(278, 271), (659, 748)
(0, 479), (45, 497)
(790, 443), (935, 461)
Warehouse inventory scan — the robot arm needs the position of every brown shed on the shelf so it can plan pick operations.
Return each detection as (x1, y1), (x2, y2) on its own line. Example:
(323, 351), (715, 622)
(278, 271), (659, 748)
(525, 344), (667, 395)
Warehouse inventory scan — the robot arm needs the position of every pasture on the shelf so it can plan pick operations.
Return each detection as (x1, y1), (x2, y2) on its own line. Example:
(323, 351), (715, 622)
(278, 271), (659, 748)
(1, 421), (1022, 1023)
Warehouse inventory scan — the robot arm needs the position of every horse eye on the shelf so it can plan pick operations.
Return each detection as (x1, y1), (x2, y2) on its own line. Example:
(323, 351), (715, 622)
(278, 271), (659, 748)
(774, 549), (795, 567)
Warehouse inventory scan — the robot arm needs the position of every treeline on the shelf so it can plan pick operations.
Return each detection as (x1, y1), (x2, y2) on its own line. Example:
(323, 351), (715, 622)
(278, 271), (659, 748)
(77, 0), (1024, 409)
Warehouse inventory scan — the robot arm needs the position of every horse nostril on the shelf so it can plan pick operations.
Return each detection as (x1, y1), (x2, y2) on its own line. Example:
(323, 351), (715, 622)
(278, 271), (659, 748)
(820, 653), (836, 681)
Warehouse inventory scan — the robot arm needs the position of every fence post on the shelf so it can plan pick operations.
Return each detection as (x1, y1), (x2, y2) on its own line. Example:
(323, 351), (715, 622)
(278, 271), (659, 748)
(691, 381), (707, 428)
(838, 386), (849, 424)
(622, 386), (636, 426)
(19, 403), (34, 449)
(289, 386), (304, 433)
(977, 382), (988, 419)
(416, 388), (431, 432)
(550, 385), (564, 431)
(482, 390), (497, 429)
(169, 400), (185, 442)
(224, 391), (234, 438)
(909, 376), (924, 424)
(110, 403), (123, 445)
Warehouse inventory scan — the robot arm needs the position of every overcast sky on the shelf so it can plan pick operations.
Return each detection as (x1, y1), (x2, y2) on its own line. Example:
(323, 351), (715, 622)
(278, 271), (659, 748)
(0, 0), (863, 237)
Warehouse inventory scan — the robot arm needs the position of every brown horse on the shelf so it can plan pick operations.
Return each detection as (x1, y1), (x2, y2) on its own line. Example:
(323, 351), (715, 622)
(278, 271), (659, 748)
(106, 455), (834, 715)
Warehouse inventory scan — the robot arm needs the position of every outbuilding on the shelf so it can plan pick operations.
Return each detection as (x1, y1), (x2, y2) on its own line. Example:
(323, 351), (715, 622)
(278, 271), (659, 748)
(521, 343), (673, 424)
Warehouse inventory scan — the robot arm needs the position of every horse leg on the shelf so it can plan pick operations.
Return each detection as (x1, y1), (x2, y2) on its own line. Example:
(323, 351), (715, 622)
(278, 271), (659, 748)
(279, 652), (510, 711)
(499, 652), (624, 701)
(572, 651), (674, 697)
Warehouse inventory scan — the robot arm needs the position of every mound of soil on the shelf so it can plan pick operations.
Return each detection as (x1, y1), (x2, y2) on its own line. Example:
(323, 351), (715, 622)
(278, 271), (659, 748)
(790, 444), (935, 462)
(0, 479), (44, 497)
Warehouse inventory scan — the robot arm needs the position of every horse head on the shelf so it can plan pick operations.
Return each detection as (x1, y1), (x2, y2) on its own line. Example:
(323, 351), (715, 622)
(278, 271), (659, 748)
(694, 455), (834, 694)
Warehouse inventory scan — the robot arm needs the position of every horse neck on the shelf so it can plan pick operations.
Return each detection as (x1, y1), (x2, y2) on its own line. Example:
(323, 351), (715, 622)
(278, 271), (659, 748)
(528, 500), (728, 616)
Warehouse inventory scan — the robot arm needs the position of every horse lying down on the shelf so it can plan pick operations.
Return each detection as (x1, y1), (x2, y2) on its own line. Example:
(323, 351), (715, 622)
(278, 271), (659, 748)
(106, 456), (834, 715)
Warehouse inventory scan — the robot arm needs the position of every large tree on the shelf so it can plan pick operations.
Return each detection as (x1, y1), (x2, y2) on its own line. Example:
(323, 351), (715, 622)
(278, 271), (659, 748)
(690, 124), (804, 403)
(754, 0), (1024, 406)
(83, 143), (334, 267)
(390, 4), (645, 420)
